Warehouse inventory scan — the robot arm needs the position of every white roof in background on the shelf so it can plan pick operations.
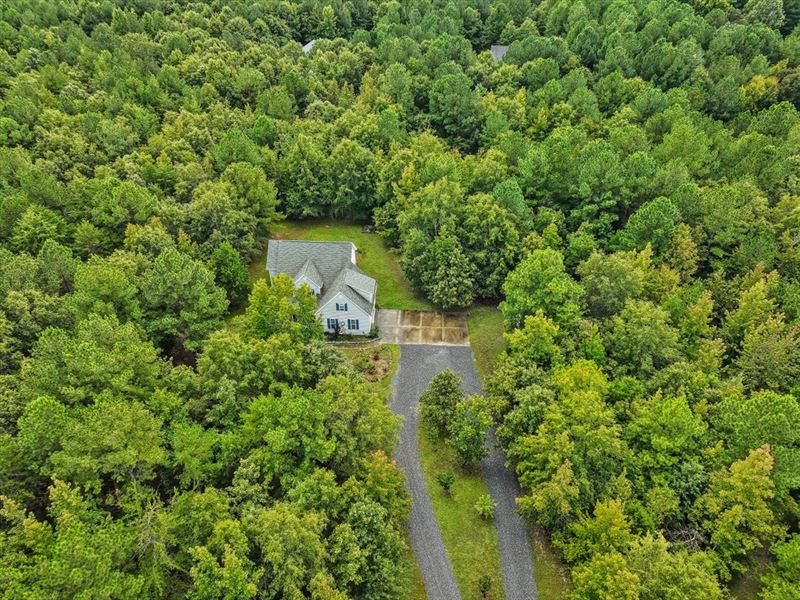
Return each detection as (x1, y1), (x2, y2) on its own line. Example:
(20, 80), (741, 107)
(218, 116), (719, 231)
(491, 45), (509, 62)
(302, 40), (316, 54)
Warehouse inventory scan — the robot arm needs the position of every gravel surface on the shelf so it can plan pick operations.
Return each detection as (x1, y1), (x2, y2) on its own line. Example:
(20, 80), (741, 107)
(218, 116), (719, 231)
(391, 343), (538, 600)
(446, 345), (538, 600)
(390, 345), (462, 600)
(481, 428), (538, 600)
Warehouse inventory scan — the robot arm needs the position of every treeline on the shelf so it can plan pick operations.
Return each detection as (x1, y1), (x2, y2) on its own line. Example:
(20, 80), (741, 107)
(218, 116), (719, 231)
(488, 241), (800, 596)
(0, 1), (414, 597)
(5, 0), (800, 309)
(1, 274), (410, 597)
(1, 0), (800, 597)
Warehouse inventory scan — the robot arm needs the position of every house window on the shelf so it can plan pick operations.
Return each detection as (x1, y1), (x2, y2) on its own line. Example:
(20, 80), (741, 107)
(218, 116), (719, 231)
(326, 318), (339, 330)
(347, 319), (359, 331)
(335, 302), (348, 311)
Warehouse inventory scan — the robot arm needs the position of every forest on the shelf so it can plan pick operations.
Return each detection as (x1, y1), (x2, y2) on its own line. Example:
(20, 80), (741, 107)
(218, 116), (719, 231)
(1, 0), (800, 598)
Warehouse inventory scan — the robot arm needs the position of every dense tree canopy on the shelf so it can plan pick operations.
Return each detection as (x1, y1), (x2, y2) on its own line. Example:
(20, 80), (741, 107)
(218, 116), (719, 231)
(2, 0), (800, 597)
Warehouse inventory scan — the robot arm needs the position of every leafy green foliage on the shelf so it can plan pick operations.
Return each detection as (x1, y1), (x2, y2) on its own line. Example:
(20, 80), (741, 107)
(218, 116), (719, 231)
(571, 535), (723, 600)
(140, 248), (229, 354)
(576, 250), (648, 319)
(694, 446), (785, 580)
(428, 72), (483, 152)
(449, 396), (492, 465)
(244, 276), (322, 343)
(437, 471), (455, 496)
(500, 249), (583, 330)
(419, 369), (463, 441)
(209, 242), (252, 308)
(473, 494), (495, 520)
(3, 303), (408, 599)
(2, 0), (800, 596)
(761, 534), (800, 599)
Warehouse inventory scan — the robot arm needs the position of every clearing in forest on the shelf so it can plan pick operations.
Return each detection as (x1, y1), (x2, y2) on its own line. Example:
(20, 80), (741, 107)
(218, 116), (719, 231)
(251, 220), (435, 311)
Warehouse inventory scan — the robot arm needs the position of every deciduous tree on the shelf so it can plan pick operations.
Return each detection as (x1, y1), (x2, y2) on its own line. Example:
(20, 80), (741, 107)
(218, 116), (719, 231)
(420, 369), (463, 441)
(694, 446), (785, 579)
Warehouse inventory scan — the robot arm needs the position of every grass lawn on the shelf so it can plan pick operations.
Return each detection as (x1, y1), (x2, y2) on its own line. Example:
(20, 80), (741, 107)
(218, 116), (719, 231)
(359, 340), (502, 598)
(528, 525), (571, 600)
(340, 344), (399, 397)
(251, 220), (434, 311)
(419, 434), (505, 600)
(467, 305), (507, 381)
(466, 305), (571, 600)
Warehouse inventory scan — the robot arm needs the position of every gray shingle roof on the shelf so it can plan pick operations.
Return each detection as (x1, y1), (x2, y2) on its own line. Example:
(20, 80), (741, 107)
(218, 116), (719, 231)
(345, 266), (376, 299)
(268, 240), (354, 282)
(267, 240), (376, 314)
(319, 265), (374, 315)
(296, 258), (322, 287)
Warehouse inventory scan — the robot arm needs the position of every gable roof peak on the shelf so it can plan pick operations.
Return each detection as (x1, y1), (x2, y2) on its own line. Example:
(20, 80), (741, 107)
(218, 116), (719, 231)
(295, 257), (322, 286)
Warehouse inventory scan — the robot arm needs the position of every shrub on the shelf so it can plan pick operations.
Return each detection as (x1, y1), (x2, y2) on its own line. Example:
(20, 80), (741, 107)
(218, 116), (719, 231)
(420, 369), (463, 441)
(478, 574), (493, 598)
(437, 471), (455, 495)
(474, 494), (495, 520)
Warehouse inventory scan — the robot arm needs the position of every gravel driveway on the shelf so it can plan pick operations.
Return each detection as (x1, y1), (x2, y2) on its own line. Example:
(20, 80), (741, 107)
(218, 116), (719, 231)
(391, 345), (462, 600)
(390, 344), (537, 600)
(481, 429), (538, 600)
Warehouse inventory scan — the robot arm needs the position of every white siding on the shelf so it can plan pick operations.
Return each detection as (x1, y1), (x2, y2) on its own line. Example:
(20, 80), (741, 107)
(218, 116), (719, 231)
(318, 292), (372, 335)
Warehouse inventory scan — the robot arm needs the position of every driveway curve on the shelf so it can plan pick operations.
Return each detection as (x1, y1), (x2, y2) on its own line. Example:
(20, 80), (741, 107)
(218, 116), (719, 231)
(390, 343), (537, 600)
(391, 345), (461, 600)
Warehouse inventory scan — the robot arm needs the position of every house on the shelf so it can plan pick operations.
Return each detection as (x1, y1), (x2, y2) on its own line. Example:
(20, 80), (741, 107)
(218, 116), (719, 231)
(490, 44), (509, 62)
(302, 40), (316, 54)
(267, 240), (377, 335)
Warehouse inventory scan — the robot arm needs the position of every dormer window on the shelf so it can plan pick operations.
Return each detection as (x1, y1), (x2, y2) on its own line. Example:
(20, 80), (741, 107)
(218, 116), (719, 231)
(336, 302), (348, 311)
